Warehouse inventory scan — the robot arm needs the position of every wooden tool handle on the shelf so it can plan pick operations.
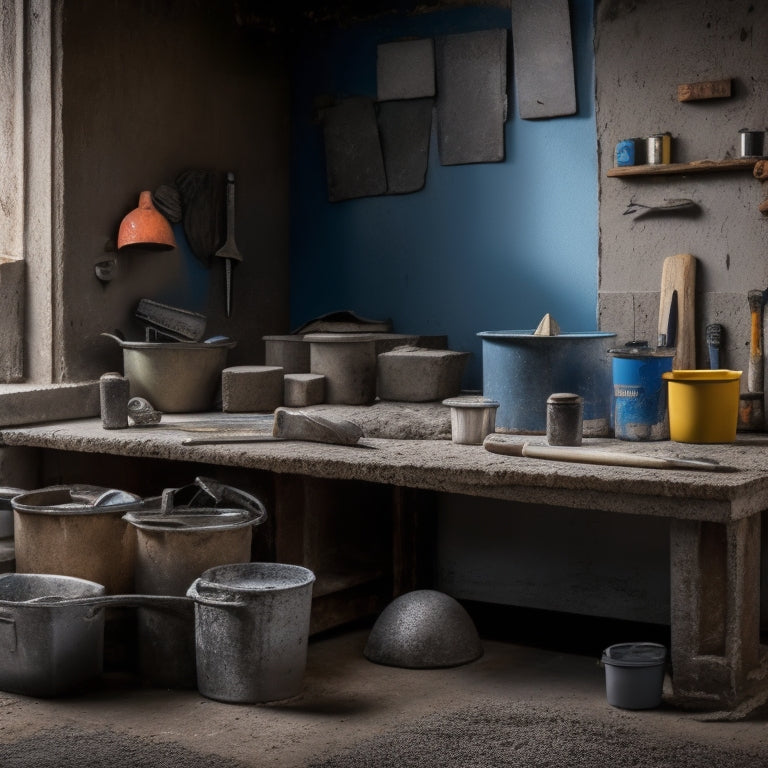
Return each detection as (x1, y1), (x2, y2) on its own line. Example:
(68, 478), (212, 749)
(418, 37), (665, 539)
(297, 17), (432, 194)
(482, 435), (736, 472)
(748, 290), (764, 393)
(658, 254), (696, 369)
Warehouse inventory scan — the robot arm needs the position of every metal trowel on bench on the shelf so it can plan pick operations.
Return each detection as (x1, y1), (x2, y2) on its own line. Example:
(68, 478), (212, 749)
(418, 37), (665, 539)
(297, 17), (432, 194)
(181, 407), (365, 447)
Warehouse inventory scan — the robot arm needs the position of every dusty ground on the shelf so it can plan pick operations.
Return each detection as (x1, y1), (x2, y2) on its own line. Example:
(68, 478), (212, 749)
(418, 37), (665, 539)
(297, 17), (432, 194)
(0, 625), (767, 767)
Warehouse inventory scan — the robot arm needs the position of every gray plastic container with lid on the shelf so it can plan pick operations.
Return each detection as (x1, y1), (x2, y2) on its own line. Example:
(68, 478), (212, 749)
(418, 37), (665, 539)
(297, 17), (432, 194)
(601, 642), (667, 709)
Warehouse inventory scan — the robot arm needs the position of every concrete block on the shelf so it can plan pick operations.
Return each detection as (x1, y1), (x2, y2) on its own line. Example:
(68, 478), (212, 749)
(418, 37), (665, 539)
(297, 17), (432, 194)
(377, 38), (435, 101)
(222, 366), (283, 413)
(377, 347), (469, 402)
(284, 373), (325, 407)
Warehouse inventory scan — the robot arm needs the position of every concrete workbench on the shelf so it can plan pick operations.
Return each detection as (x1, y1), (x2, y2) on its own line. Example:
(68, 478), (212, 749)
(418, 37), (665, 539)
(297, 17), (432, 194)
(2, 406), (768, 714)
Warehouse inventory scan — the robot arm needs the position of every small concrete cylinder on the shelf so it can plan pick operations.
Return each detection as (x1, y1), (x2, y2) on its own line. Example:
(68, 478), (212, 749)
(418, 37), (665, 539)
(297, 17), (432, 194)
(99, 372), (129, 429)
(546, 392), (583, 446)
(307, 333), (377, 405)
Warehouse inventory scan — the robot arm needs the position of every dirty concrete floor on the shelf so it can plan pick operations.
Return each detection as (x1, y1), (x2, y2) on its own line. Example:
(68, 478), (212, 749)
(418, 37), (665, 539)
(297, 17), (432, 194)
(1, 614), (768, 767)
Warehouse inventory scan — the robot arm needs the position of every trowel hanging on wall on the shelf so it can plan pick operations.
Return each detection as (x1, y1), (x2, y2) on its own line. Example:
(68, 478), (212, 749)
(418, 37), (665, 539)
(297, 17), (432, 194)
(658, 253), (696, 370)
(215, 172), (243, 318)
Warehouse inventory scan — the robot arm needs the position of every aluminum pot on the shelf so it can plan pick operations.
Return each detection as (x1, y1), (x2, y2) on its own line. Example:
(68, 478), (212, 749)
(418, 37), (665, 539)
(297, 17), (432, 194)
(0, 572), (191, 697)
(0, 572), (105, 697)
(101, 333), (236, 412)
(478, 330), (616, 435)
(12, 485), (141, 594)
(187, 562), (315, 704)
(123, 477), (268, 689)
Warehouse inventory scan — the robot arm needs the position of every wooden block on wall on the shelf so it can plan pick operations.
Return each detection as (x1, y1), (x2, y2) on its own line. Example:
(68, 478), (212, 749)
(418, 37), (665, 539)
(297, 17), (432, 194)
(677, 79), (732, 102)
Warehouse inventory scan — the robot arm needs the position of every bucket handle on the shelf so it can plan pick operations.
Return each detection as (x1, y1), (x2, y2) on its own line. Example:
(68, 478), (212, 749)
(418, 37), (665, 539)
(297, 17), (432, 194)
(186, 581), (245, 609)
(20, 594), (192, 612)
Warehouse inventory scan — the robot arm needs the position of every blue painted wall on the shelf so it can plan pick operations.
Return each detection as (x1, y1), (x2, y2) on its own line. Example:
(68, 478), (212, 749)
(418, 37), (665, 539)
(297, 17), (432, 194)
(290, 1), (596, 389)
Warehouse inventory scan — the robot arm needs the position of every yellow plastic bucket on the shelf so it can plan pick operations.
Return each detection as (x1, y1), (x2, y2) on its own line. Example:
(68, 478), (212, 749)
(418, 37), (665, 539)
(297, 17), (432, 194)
(661, 370), (742, 443)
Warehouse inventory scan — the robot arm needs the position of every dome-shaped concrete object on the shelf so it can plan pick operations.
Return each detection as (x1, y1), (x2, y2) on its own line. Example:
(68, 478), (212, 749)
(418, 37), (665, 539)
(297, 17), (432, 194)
(364, 590), (483, 669)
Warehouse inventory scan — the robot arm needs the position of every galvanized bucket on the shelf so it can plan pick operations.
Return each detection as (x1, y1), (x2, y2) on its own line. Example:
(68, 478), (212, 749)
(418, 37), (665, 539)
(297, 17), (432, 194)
(0, 573), (191, 697)
(11, 486), (141, 594)
(187, 562), (315, 704)
(0, 573), (106, 697)
(123, 478), (267, 689)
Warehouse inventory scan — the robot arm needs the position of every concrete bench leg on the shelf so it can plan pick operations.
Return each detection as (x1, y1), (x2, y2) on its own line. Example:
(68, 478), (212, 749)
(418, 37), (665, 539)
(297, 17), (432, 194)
(670, 515), (762, 708)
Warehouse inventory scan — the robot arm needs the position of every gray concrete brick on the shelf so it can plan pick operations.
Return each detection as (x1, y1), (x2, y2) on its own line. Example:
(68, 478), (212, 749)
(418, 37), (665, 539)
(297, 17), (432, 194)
(222, 365), (284, 413)
(284, 373), (325, 407)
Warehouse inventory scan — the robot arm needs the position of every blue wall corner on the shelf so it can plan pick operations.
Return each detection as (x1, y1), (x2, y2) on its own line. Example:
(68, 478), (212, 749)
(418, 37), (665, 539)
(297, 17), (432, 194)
(290, 1), (597, 389)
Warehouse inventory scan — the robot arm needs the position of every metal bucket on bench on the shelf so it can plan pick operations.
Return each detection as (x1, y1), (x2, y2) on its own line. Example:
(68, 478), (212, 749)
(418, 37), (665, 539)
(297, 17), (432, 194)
(187, 562), (315, 703)
(123, 477), (267, 688)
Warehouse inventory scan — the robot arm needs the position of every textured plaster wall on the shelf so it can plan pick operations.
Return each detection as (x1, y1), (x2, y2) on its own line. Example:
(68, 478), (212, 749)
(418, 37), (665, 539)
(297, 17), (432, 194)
(290, 1), (598, 390)
(596, 0), (768, 372)
(57, 0), (290, 381)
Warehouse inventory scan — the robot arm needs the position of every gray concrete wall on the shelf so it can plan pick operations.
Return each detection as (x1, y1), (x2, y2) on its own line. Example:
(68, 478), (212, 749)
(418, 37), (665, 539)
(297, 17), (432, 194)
(596, 0), (768, 372)
(57, 0), (290, 381)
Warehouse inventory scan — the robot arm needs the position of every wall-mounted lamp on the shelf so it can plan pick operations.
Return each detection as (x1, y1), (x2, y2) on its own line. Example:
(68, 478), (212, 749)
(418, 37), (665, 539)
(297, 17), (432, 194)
(95, 190), (177, 283)
(117, 190), (176, 251)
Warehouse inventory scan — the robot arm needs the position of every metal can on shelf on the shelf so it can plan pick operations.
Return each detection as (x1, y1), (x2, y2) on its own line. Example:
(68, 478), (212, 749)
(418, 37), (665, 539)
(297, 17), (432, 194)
(647, 133), (671, 164)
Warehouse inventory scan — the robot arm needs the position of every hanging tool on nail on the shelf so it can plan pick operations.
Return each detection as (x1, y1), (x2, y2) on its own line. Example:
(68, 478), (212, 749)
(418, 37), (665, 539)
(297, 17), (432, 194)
(657, 254), (696, 370)
(215, 172), (243, 318)
(740, 290), (766, 432)
(705, 323), (723, 369)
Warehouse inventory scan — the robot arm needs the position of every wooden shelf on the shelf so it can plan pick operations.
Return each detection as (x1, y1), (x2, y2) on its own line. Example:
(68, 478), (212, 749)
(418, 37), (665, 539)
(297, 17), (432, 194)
(607, 157), (760, 178)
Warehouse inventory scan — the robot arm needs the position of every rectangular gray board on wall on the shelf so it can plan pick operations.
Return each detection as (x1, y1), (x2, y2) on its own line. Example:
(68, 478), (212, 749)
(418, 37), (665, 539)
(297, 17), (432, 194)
(511, 0), (576, 119)
(435, 29), (508, 166)
(377, 99), (433, 194)
(321, 97), (387, 202)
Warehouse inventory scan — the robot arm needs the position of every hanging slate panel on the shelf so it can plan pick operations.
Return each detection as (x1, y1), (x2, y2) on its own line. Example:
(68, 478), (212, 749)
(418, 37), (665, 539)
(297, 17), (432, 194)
(435, 29), (508, 166)
(377, 38), (436, 101)
(377, 98), (433, 195)
(321, 97), (387, 202)
(511, 0), (576, 119)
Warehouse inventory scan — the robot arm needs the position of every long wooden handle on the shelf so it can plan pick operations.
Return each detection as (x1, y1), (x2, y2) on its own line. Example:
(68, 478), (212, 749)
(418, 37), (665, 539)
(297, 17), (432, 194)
(748, 289), (764, 393)
(482, 435), (736, 472)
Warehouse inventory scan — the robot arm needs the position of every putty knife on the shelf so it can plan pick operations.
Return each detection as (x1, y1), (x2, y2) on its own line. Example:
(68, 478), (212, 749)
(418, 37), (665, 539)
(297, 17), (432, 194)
(483, 435), (737, 472)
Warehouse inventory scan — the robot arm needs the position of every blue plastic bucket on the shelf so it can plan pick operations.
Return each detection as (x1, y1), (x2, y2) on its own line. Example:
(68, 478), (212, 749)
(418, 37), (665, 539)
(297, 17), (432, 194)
(610, 346), (675, 441)
(478, 331), (616, 435)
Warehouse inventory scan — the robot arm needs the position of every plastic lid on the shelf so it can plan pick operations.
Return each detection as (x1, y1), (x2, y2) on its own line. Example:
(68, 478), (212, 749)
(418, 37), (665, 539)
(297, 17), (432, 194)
(601, 642), (666, 667)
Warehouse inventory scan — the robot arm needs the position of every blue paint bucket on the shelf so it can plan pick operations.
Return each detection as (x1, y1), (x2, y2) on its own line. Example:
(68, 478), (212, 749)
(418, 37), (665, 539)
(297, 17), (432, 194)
(478, 331), (616, 435)
(610, 344), (675, 441)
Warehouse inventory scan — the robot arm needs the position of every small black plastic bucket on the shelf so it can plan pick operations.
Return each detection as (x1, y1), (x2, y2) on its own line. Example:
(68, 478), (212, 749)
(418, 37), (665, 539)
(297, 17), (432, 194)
(601, 642), (666, 709)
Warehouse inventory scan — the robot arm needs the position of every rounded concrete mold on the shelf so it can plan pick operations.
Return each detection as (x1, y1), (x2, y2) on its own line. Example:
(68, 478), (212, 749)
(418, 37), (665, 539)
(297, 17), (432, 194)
(364, 589), (483, 669)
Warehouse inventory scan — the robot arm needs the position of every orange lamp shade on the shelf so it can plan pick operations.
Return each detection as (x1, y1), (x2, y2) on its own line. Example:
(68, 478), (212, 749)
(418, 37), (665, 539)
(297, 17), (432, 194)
(117, 190), (176, 251)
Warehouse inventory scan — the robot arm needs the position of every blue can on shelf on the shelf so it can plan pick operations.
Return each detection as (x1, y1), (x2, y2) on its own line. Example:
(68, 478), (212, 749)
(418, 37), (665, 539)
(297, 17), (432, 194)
(615, 139), (636, 167)
(610, 344), (675, 441)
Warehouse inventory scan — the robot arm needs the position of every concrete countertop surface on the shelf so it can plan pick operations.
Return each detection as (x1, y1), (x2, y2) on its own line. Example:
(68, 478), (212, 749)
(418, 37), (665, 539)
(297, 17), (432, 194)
(2, 402), (768, 522)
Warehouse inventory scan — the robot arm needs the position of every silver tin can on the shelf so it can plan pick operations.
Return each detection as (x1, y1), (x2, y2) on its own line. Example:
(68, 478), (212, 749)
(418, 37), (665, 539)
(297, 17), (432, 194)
(739, 129), (765, 158)
(647, 134), (670, 165)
